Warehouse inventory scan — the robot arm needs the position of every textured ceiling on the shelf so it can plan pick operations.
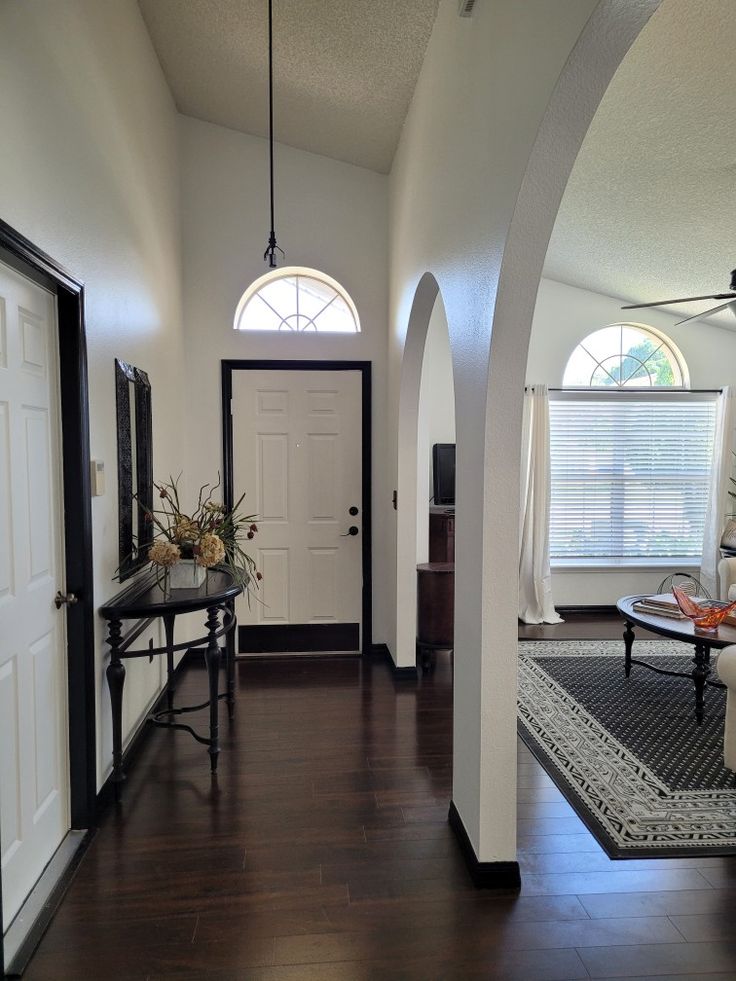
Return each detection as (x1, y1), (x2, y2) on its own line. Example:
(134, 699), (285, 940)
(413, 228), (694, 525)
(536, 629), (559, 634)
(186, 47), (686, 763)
(544, 0), (736, 328)
(138, 0), (440, 174)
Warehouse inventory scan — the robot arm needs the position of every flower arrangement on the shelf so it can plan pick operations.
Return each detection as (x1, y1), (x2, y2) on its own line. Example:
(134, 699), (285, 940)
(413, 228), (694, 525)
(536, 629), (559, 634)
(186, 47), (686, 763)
(140, 475), (261, 591)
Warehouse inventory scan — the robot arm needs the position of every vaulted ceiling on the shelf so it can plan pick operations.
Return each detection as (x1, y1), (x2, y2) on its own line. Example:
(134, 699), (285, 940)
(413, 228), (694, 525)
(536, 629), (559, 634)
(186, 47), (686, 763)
(139, 0), (736, 324)
(544, 0), (736, 327)
(138, 0), (440, 174)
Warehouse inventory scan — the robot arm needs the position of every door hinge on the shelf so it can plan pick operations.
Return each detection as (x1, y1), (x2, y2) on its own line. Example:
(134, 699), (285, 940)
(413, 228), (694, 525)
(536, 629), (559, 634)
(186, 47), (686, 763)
(392, 490), (397, 511)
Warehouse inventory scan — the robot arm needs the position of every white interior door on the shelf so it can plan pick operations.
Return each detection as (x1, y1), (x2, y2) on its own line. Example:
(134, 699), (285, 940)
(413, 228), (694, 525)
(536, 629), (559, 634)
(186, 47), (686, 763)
(232, 369), (363, 652)
(0, 261), (69, 932)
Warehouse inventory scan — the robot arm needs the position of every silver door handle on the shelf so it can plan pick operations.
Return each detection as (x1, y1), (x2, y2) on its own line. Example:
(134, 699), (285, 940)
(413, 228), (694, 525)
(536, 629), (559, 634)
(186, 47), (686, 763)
(54, 591), (78, 609)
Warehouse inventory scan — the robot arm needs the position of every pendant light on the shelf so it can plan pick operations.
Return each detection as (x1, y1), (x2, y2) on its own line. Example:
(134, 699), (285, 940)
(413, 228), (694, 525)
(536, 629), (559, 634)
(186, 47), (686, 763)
(263, 0), (284, 268)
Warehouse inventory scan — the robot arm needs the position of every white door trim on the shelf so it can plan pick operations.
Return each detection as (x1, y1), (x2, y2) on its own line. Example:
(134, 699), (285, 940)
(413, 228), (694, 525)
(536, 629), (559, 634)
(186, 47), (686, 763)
(0, 221), (95, 976)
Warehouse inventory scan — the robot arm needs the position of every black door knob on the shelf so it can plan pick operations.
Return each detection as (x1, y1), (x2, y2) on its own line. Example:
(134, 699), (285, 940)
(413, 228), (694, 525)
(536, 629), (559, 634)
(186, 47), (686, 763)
(341, 526), (359, 537)
(349, 506), (359, 516)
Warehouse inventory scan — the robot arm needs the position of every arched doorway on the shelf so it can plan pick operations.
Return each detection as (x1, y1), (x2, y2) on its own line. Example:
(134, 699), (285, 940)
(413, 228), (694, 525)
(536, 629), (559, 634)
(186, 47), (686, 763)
(388, 0), (663, 878)
(395, 274), (456, 670)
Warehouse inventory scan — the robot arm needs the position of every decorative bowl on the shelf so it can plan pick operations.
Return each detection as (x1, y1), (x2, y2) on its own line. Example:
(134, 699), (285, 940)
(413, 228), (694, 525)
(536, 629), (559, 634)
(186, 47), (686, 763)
(672, 585), (736, 631)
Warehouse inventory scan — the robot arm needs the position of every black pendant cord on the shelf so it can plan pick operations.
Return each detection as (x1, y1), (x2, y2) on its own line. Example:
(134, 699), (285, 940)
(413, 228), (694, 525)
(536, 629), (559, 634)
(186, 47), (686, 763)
(264, 0), (284, 268)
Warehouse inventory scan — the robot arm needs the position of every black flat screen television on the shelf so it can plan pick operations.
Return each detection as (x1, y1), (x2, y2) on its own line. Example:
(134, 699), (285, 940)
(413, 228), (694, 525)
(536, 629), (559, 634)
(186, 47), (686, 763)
(432, 443), (455, 506)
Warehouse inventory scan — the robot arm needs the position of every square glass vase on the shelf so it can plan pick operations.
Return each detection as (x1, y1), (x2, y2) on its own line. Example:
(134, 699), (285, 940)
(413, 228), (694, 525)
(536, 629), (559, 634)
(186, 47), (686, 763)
(169, 559), (206, 590)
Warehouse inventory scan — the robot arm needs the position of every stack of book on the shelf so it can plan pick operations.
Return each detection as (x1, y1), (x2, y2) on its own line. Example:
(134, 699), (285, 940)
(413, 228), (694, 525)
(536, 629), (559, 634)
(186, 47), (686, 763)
(632, 593), (687, 619)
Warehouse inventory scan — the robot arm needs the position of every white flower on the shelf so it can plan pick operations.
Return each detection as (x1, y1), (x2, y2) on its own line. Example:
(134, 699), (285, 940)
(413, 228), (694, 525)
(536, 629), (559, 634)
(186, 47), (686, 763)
(149, 540), (181, 568)
(173, 517), (199, 543)
(196, 533), (226, 568)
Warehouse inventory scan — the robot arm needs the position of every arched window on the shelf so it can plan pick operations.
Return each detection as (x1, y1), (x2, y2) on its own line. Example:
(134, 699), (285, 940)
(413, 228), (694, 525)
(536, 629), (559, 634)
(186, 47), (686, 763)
(550, 324), (716, 564)
(234, 267), (360, 333)
(562, 323), (687, 388)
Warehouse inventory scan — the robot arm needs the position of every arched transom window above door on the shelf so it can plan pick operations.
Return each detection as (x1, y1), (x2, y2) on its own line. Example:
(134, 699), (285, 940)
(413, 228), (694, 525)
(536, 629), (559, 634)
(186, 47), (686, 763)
(234, 267), (360, 333)
(562, 323), (688, 388)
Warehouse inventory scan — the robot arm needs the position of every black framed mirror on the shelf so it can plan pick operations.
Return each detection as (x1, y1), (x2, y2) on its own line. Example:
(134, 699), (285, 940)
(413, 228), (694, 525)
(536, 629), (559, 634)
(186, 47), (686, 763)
(115, 358), (153, 580)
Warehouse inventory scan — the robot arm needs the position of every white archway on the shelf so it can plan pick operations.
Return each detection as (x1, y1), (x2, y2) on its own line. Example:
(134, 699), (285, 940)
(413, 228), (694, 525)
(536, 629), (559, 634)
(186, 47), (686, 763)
(470, 0), (663, 860)
(395, 273), (455, 669)
(396, 273), (437, 668)
(389, 0), (663, 872)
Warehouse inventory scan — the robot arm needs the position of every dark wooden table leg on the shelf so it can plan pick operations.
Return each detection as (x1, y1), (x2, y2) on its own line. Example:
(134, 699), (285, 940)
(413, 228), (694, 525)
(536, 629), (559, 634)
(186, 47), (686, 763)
(226, 598), (235, 721)
(163, 612), (176, 713)
(692, 642), (711, 726)
(623, 619), (635, 677)
(417, 641), (432, 673)
(205, 605), (221, 771)
(105, 618), (126, 800)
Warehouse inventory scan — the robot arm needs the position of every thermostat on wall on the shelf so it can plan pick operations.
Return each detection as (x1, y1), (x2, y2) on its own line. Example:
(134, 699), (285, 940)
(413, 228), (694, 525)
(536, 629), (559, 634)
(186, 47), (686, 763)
(91, 460), (105, 496)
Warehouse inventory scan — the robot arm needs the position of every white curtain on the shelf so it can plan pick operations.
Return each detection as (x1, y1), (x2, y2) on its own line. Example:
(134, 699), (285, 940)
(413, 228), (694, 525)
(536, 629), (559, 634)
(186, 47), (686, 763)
(519, 384), (563, 624)
(701, 386), (736, 597)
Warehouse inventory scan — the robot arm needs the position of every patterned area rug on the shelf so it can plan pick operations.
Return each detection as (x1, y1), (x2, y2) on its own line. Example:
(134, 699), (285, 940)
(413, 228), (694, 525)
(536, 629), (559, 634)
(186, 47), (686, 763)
(518, 639), (736, 857)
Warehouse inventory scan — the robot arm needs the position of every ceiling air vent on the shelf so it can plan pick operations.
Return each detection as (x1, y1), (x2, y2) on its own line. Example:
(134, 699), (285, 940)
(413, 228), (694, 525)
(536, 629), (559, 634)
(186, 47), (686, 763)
(458, 0), (476, 17)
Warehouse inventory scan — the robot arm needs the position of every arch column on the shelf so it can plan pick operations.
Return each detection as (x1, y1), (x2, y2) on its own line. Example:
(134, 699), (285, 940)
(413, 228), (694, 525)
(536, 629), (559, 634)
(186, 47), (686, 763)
(388, 0), (662, 881)
(452, 0), (662, 877)
(395, 273), (441, 669)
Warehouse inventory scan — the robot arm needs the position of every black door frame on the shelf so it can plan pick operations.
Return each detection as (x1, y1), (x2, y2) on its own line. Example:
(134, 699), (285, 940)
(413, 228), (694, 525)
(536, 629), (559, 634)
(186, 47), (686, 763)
(0, 220), (96, 971)
(221, 359), (372, 653)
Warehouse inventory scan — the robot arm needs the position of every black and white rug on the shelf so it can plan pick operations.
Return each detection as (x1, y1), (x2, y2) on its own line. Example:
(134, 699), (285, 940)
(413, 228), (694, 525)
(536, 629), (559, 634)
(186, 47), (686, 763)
(518, 639), (736, 857)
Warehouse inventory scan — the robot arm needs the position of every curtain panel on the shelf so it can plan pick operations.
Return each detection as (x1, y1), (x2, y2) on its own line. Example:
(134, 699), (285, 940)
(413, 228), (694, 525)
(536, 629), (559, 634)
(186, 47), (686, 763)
(519, 384), (562, 624)
(701, 385), (736, 597)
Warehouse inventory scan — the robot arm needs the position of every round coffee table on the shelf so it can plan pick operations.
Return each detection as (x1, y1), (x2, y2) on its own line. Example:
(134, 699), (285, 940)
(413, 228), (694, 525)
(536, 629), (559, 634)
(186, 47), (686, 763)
(617, 595), (730, 725)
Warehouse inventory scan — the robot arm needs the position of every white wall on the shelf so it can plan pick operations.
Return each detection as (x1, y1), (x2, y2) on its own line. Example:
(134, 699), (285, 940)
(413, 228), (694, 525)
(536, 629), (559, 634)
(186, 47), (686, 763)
(0, 0), (186, 787)
(528, 276), (736, 603)
(417, 296), (455, 561)
(178, 116), (390, 641)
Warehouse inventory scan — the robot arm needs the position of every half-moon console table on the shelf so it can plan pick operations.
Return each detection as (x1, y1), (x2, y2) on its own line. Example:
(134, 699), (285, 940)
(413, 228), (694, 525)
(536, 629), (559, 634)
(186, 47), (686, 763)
(99, 569), (243, 798)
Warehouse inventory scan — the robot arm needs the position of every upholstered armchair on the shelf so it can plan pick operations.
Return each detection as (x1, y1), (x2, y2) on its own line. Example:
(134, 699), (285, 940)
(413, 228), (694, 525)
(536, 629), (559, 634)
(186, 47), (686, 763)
(718, 556), (736, 601)
(717, 645), (736, 770)
(716, 554), (736, 770)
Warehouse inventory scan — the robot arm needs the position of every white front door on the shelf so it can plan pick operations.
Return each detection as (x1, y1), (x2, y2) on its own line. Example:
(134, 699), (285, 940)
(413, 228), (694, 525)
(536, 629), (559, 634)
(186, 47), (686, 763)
(232, 369), (363, 653)
(0, 261), (69, 932)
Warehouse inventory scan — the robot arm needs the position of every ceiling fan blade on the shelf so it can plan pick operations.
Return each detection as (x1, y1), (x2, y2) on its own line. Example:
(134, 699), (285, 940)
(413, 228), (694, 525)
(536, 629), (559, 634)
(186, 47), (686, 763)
(622, 292), (736, 310)
(674, 300), (736, 326)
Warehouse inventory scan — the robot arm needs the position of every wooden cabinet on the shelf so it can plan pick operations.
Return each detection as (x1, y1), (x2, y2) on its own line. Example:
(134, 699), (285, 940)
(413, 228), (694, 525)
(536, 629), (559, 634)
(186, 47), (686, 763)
(416, 562), (454, 671)
(429, 506), (455, 563)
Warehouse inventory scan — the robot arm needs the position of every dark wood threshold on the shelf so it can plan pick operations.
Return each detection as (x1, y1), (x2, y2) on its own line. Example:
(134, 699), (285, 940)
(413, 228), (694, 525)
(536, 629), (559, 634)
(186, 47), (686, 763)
(448, 801), (521, 889)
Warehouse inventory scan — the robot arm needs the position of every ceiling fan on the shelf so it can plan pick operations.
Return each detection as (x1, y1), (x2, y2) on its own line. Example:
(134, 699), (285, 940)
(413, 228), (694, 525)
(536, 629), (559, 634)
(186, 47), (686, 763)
(621, 269), (736, 326)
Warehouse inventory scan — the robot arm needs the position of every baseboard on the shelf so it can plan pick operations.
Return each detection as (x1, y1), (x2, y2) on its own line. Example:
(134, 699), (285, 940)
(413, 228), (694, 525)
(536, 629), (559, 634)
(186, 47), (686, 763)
(96, 647), (201, 812)
(556, 604), (618, 616)
(3, 829), (93, 977)
(369, 643), (418, 680)
(448, 800), (521, 889)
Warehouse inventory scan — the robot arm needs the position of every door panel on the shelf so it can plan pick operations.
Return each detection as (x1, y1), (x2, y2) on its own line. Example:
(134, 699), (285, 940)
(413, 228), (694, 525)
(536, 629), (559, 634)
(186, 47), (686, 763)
(0, 261), (69, 932)
(258, 433), (289, 521)
(259, 549), (290, 621)
(0, 658), (21, 855)
(233, 369), (362, 652)
(0, 402), (13, 601)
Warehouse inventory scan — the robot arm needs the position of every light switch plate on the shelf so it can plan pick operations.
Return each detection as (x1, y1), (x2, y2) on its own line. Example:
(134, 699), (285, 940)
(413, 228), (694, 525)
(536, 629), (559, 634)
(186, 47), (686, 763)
(91, 459), (105, 496)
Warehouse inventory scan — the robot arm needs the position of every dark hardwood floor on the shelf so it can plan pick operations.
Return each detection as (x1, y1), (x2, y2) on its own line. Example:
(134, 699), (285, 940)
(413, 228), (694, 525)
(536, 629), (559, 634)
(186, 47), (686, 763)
(20, 616), (736, 980)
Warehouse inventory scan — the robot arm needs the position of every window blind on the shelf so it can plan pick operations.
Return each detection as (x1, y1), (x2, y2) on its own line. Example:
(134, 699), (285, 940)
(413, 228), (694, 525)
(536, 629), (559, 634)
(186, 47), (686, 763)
(549, 395), (717, 561)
